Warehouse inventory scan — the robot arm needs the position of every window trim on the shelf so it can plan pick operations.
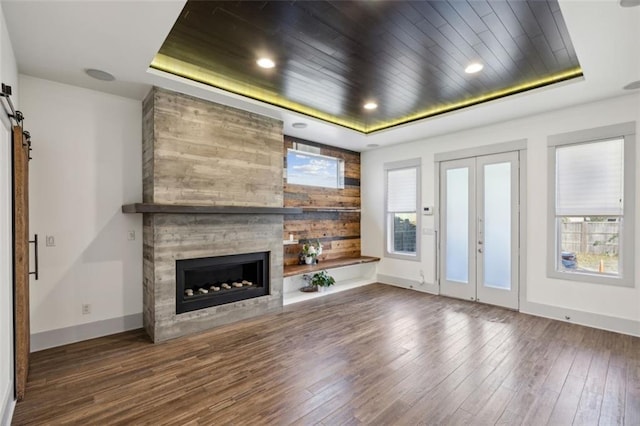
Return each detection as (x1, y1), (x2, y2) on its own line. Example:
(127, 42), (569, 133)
(384, 158), (421, 261)
(547, 122), (636, 287)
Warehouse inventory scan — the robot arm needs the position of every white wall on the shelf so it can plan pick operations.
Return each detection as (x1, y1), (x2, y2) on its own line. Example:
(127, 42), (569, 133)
(0, 3), (18, 424)
(362, 93), (640, 336)
(20, 75), (143, 350)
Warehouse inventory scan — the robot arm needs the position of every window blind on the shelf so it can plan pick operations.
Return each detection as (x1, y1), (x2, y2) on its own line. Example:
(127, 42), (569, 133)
(387, 167), (417, 212)
(556, 139), (624, 216)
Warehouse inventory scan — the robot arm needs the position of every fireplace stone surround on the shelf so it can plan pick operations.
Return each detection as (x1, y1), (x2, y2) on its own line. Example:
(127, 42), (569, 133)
(140, 87), (287, 342)
(143, 213), (284, 342)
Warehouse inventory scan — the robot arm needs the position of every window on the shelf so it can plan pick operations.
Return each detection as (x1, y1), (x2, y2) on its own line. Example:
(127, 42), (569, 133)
(286, 144), (344, 189)
(548, 122), (636, 286)
(385, 159), (420, 260)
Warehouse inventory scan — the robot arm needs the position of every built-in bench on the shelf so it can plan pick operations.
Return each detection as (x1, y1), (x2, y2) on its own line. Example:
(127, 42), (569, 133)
(282, 256), (380, 305)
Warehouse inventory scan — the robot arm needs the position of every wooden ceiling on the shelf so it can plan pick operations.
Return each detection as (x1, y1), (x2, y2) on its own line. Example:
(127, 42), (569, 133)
(153, 0), (582, 134)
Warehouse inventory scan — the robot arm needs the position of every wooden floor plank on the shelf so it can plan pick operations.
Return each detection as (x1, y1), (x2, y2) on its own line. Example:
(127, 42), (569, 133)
(599, 365), (627, 425)
(574, 390), (603, 426)
(11, 284), (639, 425)
(519, 387), (559, 426)
(625, 359), (640, 426)
(546, 373), (584, 424)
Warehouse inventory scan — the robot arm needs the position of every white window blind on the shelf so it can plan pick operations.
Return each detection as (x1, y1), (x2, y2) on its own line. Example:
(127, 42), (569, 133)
(556, 139), (624, 216)
(387, 167), (417, 212)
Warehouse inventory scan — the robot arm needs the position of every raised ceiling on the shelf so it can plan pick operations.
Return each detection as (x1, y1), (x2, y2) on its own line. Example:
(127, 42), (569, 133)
(4, 1), (637, 151)
(153, 0), (582, 134)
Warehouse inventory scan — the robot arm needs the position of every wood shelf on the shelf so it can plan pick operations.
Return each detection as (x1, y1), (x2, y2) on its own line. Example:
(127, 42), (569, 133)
(299, 207), (360, 213)
(283, 256), (380, 277)
(122, 203), (302, 215)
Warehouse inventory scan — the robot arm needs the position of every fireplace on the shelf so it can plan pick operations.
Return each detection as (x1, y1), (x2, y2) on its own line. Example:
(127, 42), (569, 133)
(139, 88), (285, 342)
(176, 251), (270, 314)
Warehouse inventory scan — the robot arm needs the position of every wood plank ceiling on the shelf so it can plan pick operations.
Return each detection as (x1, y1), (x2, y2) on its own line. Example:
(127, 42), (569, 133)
(153, 0), (582, 134)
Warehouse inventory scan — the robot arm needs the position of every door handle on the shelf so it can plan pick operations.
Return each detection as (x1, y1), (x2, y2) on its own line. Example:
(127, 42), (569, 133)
(29, 234), (39, 280)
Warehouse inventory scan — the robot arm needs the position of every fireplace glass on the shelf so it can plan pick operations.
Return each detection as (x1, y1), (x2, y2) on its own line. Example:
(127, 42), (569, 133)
(176, 251), (270, 314)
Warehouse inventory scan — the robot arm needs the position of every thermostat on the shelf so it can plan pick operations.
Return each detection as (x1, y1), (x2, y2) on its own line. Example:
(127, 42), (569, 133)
(423, 206), (433, 215)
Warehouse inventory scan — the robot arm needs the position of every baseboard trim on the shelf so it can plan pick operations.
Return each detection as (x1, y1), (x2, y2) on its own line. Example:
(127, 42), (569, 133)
(1, 383), (14, 426)
(521, 301), (640, 337)
(377, 274), (439, 295)
(31, 313), (143, 352)
(377, 273), (639, 337)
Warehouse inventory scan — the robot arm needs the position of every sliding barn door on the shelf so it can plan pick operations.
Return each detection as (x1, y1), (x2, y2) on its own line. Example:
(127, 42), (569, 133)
(13, 125), (29, 400)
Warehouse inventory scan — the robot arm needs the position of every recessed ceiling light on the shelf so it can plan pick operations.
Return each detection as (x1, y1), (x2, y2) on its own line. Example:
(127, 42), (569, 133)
(366, 143), (379, 148)
(623, 80), (640, 90)
(620, 0), (640, 7)
(363, 102), (378, 110)
(85, 68), (115, 81)
(292, 122), (307, 129)
(465, 63), (484, 74)
(256, 58), (275, 69)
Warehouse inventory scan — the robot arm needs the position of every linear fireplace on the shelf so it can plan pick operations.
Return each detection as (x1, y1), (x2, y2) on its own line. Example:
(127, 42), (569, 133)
(176, 251), (270, 314)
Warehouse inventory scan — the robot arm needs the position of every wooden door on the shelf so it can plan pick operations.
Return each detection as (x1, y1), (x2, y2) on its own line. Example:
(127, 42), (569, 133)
(13, 125), (29, 400)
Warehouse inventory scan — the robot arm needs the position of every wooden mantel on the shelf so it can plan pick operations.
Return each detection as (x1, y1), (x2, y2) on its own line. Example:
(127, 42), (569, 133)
(122, 203), (302, 215)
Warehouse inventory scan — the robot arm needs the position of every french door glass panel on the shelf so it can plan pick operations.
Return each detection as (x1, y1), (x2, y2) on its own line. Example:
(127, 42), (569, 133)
(445, 168), (469, 283)
(482, 162), (512, 289)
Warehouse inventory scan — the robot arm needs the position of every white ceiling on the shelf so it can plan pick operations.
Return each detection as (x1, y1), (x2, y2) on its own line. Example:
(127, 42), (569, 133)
(2, 0), (639, 152)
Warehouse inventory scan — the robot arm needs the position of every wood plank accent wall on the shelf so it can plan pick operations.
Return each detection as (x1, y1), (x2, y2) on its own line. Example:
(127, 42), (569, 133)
(143, 87), (284, 207)
(283, 136), (360, 266)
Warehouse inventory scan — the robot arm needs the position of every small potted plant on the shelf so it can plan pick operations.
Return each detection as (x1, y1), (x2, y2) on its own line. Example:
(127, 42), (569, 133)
(302, 243), (317, 264)
(310, 270), (335, 292)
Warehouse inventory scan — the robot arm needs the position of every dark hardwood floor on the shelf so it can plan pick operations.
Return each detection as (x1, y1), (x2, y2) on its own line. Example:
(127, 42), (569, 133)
(12, 284), (640, 425)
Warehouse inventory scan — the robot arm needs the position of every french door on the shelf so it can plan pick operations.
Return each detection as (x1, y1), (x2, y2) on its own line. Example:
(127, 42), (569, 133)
(439, 151), (519, 310)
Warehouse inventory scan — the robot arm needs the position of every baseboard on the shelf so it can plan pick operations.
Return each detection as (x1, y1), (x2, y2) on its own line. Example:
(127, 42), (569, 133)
(1, 382), (14, 426)
(377, 273), (639, 337)
(521, 301), (640, 337)
(31, 313), (143, 352)
(377, 274), (439, 295)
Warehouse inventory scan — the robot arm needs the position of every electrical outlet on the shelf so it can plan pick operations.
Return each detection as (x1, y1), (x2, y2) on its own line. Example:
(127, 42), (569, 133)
(46, 235), (55, 247)
(82, 304), (91, 315)
(128, 230), (136, 241)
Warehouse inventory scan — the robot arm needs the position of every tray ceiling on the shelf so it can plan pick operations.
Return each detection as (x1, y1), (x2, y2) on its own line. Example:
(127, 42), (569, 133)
(153, 1), (582, 134)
